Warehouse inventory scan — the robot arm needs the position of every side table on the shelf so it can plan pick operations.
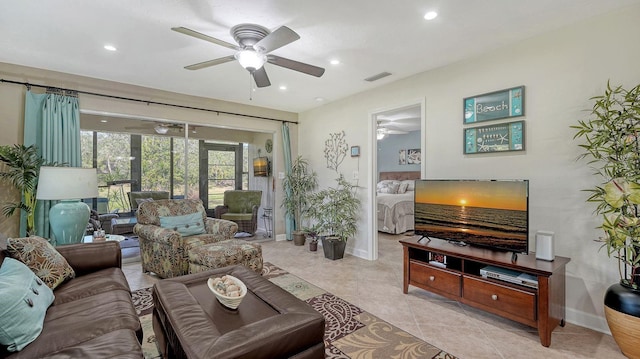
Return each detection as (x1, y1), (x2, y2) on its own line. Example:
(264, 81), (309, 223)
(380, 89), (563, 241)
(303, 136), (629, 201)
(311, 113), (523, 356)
(262, 208), (273, 238)
(83, 234), (126, 243)
(111, 217), (137, 235)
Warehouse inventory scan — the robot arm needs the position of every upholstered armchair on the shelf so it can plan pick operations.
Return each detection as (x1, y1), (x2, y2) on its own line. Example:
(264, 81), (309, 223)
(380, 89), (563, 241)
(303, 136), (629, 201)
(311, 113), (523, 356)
(214, 190), (262, 234)
(133, 199), (238, 278)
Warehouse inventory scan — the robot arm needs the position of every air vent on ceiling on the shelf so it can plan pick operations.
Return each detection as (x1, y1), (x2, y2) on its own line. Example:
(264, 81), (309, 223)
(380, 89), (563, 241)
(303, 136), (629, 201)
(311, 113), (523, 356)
(364, 72), (392, 82)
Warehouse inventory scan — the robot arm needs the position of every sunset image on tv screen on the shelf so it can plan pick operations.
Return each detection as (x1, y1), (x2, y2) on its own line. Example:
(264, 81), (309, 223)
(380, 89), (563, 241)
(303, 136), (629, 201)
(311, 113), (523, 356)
(414, 180), (528, 252)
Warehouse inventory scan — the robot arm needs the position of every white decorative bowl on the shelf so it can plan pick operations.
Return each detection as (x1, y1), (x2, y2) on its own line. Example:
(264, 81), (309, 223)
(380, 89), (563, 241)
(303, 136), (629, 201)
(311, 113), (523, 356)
(207, 275), (247, 310)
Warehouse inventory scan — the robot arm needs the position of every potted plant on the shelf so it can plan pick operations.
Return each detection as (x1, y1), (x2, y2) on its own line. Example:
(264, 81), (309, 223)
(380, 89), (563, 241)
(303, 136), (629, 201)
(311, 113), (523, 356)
(0, 144), (46, 236)
(282, 156), (318, 246)
(303, 224), (321, 251)
(307, 174), (360, 259)
(572, 81), (640, 358)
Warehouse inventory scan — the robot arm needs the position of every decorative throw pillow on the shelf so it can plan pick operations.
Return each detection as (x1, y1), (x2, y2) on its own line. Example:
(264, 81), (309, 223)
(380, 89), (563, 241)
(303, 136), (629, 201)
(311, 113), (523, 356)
(159, 211), (206, 237)
(397, 182), (410, 194)
(6, 236), (75, 290)
(401, 180), (416, 192)
(0, 257), (55, 352)
(377, 180), (400, 194)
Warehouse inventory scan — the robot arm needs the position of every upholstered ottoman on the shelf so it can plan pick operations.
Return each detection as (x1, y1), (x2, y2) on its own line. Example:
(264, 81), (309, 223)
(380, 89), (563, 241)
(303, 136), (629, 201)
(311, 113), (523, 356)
(152, 266), (325, 359)
(187, 239), (263, 274)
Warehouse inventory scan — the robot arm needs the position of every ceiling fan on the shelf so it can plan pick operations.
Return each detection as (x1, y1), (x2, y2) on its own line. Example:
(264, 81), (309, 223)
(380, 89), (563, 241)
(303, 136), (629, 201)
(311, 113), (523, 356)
(377, 120), (409, 139)
(172, 24), (325, 88)
(125, 122), (183, 135)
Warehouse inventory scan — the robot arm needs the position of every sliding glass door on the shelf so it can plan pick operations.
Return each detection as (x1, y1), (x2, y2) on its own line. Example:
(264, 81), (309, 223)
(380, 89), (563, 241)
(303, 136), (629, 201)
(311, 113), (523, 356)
(199, 143), (246, 211)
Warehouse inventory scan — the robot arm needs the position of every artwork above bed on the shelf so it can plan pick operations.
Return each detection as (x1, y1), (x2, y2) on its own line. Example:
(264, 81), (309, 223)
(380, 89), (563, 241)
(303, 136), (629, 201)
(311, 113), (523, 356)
(376, 171), (421, 234)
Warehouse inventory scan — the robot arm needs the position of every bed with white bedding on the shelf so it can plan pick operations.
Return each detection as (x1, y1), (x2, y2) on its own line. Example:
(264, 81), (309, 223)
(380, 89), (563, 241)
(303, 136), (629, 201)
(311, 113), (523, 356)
(376, 171), (420, 234)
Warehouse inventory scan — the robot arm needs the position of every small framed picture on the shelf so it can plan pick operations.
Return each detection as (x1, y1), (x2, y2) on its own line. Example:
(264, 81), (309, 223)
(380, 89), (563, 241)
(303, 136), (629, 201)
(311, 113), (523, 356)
(399, 149), (406, 165)
(350, 146), (360, 157)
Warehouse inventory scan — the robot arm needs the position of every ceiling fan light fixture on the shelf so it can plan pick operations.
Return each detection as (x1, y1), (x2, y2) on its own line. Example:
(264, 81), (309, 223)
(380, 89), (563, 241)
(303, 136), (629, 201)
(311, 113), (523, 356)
(376, 127), (387, 140)
(154, 125), (169, 134)
(235, 50), (267, 71)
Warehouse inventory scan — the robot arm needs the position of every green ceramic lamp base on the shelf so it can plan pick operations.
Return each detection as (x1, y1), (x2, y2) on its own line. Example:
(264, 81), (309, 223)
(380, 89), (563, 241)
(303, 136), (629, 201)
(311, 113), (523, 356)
(49, 200), (90, 246)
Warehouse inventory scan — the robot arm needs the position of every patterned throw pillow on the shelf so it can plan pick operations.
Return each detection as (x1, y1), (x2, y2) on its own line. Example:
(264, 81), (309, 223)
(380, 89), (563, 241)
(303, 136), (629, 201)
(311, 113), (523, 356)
(6, 236), (76, 290)
(401, 180), (416, 192)
(397, 182), (410, 194)
(376, 180), (400, 194)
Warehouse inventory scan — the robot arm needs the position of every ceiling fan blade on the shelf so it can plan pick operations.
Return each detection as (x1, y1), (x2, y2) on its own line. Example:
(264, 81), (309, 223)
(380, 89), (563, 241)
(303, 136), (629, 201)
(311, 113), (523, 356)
(253, 67), (271, 88)
(253, 26), (300, 53)
(386, 129), (409, 135)
(267, 55), (325, 77)
(172, 27), (239, 50)
(184, 55), (236, 70)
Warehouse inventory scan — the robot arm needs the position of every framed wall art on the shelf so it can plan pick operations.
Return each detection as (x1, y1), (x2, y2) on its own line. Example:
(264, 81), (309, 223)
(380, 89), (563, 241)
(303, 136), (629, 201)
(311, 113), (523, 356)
(407, 148), (421, 164)
(399, 149), (406, 165)
(464, 120), (525, 154)
(463, 86), (524, 124)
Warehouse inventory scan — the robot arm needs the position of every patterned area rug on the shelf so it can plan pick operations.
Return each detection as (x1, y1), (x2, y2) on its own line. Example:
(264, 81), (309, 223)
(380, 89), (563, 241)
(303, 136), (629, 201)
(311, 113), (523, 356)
(131, 262), (456, 359)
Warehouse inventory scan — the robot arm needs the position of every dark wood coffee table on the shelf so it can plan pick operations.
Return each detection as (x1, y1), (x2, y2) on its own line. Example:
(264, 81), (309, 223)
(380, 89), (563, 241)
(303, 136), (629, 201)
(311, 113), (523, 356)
(152, 265), (325, 359)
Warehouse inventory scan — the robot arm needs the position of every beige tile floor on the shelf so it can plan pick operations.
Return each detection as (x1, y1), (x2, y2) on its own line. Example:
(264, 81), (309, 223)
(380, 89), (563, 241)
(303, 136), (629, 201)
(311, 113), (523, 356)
(123, 233), (625, 359)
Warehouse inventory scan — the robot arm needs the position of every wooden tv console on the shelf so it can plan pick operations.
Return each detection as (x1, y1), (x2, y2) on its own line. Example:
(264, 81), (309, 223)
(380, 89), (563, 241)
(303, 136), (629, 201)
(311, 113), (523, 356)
(401, 238), (570, 347)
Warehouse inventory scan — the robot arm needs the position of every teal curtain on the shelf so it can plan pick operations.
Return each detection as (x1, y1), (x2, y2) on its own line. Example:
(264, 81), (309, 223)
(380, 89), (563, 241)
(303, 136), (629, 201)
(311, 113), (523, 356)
(24, 90), (81, 238)
(281, 123), (294, 240)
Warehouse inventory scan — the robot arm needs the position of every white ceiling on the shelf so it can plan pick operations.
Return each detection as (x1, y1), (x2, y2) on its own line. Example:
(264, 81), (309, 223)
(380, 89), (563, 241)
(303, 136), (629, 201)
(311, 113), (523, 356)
(1, 0), (638, 114)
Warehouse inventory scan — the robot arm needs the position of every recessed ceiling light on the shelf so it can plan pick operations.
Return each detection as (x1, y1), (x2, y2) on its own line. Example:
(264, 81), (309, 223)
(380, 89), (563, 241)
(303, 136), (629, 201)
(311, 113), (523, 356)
(315, 97), (325, 102)
(103, 44), (117, 51)
(100, 119), (108, 123)
(330, 59), (340, 65)
(424, 11), (438, 20)
(279, 85), (287, 90)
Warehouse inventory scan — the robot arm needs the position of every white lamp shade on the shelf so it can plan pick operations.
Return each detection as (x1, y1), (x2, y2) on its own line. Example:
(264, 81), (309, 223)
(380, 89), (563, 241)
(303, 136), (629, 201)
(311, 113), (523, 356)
(37, 167), (98, 200)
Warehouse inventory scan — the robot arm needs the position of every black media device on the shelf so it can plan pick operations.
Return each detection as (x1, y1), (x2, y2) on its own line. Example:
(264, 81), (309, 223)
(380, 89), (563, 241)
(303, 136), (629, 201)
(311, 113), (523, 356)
(414, 179), (529, 255)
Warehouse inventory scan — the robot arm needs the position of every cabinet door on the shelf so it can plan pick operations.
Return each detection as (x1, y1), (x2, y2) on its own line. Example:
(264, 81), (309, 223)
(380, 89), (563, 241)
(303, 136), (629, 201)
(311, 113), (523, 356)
(463, 276), (536, 323)
(409, 261), (461, 297)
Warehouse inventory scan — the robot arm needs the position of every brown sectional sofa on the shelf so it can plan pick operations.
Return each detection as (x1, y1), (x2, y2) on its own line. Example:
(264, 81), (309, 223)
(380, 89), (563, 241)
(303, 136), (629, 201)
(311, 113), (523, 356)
(0, 241), (143, 358)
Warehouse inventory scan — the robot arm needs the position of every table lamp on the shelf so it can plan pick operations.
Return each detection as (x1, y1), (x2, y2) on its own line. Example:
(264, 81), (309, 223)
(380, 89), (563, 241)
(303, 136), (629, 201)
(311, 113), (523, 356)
(36, 167), (98, 245)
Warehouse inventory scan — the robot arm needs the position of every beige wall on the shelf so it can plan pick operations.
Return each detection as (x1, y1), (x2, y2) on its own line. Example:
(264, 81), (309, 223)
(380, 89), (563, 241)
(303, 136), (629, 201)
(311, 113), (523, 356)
(298, 4), (640, 333)
(0, 62), (297, 237)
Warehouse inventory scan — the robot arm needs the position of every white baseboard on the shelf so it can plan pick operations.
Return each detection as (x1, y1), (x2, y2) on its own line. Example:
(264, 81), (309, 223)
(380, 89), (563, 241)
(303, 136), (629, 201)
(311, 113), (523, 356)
(347, 246), (368, 260)
(566, 308), (611, 335)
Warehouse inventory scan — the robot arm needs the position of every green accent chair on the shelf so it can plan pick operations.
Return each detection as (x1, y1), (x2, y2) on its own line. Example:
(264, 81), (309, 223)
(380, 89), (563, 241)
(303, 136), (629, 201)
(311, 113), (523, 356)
(214, 190), (262, 234)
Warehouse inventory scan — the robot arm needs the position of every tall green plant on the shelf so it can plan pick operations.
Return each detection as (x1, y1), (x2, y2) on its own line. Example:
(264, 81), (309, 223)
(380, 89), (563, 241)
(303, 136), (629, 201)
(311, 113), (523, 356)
(572, 81), (640, 288)
(282, 156), (318, 231)
(0, 144), (46, 235)
(307, 174), (360, 241)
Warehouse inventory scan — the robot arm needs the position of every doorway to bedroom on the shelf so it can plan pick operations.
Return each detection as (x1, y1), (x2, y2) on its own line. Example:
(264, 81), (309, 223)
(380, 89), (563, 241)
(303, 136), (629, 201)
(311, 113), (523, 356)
(370, 100), (425, 260)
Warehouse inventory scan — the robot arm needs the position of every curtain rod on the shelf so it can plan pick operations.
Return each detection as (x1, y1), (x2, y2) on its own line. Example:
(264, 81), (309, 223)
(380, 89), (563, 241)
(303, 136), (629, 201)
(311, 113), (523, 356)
(0, 78), (297, 124)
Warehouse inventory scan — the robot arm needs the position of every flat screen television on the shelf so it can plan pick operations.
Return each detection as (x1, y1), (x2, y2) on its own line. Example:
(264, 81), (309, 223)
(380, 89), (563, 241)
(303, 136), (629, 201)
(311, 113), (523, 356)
(414, 179), (529, 254)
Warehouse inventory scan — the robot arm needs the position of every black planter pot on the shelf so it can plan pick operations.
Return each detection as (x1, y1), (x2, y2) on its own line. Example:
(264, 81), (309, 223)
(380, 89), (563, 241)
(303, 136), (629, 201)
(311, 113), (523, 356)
(321, 236), (346, 260)
(605, 282), (640, 318)
(604, 281), (640, 358)
(309, 240), (318, 252)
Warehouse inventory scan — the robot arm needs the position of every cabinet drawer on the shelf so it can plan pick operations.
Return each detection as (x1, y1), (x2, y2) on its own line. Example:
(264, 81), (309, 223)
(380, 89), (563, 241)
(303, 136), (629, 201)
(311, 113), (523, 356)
(409, 261), (461, 297)
(463, 276), (536, 322)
